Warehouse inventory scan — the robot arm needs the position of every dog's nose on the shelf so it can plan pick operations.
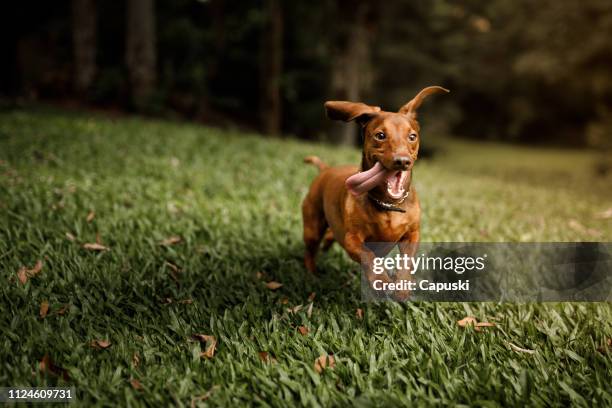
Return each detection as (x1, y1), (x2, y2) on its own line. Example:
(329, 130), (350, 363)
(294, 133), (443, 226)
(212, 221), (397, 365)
(393, 156), (411, 168)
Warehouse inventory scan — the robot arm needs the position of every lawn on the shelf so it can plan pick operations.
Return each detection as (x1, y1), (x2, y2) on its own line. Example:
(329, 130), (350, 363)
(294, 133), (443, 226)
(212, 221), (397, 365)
(0, 109), (610, 406)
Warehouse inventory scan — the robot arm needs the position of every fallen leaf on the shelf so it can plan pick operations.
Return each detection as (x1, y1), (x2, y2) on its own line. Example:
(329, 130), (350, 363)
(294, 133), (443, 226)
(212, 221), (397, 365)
(596, 338), (611, 354)
(307, 302), (313, 318)
(86, 210), (95, 223)
(298, 326), (309, 336)
(568, 219), (602, 237)
(193, 334), (217, 359)
(17, 260), (43, 285)
(132, 352), (140, 368)
(90, 339), (112, 349)
(190, 386), (219, 408)
(457, 316), (496, 332)
(287, 304), (303, 314)
(160, 297), (173, 304)
(258, 351), (277, 364)
(507, 342), (535, 354)
(457, 316), (478, 327)
(178, 299), (193, 304)
(255, 271), (264, 280)
(160, 236), (182, 246)
(280, 297), (289, 305)
(56, 304), (69, 315)
(356, 308), (364, 320)
(17, 267), (28, 284)
(167, 262), (181, 285)
(314, 354), (336, 373)
(308, 292), (316, 302)
(130, 378), (143, 390)
(65, 232), (76, 241)
(40, 301), (49, 319)
(39, 354), (69, 380)
(83, 242), (109, 251)
(265, 281), (283, 290)
(595, 208), (612, 219)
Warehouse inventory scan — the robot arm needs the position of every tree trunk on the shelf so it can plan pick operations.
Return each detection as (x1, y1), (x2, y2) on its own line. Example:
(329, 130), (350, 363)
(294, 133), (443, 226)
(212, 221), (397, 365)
(331, 4), (374, 145)
(126, 0), (157, 108)
(260, 0), (283, 135)
(72, 0), (97, 96)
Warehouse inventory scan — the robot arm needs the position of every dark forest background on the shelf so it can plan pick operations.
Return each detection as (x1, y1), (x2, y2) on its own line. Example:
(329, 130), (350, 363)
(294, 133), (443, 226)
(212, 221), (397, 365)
(1, 0), (611, 148)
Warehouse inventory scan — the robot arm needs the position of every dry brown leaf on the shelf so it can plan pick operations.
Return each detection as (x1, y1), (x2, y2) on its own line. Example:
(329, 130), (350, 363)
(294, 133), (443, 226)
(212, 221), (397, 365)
(56, 304), (69, 316)
(90, 339), (112, 349)
(595, 208), (612, 219)
(17, 260), (43, 285)
(308, 292), (316, 302)
(307, 302), (313, 318)
(507, 342), (535, 354)
(193, 334), (217, 359)
(356, 308), (364, 320)
(17, 267), (28, 284)
(314, 354), (336, 373)
(160, 236), (182, 246)
(132, 352), (140, 368)
(298, 326), (309, 336)
(65, 232), (76, 241)
(457, 316), (496, 332)
(40, 301), (49, 319)
(190, 388), (217, 408)
(568, 219), (602, 237)
(166, 262), (181, 285)
(457, 316), (478, 327)
(280, 297), (289, 305)
(83, 242), (109, 251)
(476, 322), (496, 328)
(596, 338), (611, 354)
(265, 281), (283, 290)
(287, 304), (303, 314)
(178, 299), (193, 304)
(160, 297), (173, 304)
(258, 351), (278, 364)
(39, 354), (69, 380)
(255, 271), (264, 280)
(86, 210), (95, 223)
(130, 378), (143, 390)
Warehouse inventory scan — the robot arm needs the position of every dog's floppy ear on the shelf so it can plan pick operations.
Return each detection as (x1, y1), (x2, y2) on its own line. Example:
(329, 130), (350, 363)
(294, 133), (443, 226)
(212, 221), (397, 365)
(398, 86), (449, 118)
(324, 101), (381, 125)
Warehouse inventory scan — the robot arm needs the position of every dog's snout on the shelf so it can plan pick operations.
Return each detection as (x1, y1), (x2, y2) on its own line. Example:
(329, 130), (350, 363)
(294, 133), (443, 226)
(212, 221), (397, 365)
(393, 156), (411, 168)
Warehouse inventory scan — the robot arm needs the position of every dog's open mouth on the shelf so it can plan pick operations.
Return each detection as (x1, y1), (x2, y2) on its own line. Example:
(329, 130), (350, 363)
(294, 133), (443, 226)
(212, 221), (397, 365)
(385, 170), (408, 199)
(345, 162), (409, 198)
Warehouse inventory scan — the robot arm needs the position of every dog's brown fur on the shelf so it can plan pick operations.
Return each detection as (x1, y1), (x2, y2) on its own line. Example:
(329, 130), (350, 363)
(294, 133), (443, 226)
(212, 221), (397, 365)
(302, 86), (448, 298)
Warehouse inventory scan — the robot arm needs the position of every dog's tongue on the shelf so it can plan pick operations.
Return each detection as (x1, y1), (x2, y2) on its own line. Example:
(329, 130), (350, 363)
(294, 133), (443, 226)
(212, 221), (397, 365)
(346, 162), (394, 196)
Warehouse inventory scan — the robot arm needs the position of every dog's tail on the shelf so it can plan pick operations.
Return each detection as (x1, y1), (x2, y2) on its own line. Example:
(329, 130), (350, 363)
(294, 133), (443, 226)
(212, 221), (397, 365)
(304, 156), (328, 172)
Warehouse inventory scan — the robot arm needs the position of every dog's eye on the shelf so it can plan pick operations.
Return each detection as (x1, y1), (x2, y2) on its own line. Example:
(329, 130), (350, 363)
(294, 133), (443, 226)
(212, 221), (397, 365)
(408, 133), (417, 141)
(374, 132), (386, 141)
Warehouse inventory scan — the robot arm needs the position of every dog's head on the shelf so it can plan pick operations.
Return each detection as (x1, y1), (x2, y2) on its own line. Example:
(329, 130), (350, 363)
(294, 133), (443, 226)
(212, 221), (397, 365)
(325, 86), (448, 199)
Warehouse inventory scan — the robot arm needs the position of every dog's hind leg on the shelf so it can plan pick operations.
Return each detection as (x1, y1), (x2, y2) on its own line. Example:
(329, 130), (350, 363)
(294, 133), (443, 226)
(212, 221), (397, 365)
(321, 228), (335, 252)
(302, 195), (327, 274)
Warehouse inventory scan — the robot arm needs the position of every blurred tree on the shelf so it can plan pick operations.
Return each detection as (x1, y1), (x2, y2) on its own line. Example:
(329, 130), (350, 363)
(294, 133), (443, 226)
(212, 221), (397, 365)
(330, 1), (376, 145)
(72, 0), (97, 96)
(260, 0), (284, 135)
(126, 0), (157, 108)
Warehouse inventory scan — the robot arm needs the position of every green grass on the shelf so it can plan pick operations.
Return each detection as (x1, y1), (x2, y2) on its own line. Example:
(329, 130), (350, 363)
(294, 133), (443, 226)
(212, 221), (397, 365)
(0, 109), (610, 406)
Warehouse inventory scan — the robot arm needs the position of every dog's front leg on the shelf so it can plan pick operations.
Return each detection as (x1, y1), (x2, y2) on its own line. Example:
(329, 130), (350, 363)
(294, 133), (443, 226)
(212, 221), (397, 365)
(394, 229), (420, 301)
(344, 231), (393, 286)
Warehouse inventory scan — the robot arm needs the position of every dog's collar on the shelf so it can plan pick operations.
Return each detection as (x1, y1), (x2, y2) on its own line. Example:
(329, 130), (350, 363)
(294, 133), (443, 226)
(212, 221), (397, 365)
(367, 191), (409, 213)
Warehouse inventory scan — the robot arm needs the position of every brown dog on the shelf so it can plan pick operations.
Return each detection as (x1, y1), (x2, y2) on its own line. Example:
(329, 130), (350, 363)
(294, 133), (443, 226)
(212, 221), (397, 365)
(302, 86), (448, 296)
